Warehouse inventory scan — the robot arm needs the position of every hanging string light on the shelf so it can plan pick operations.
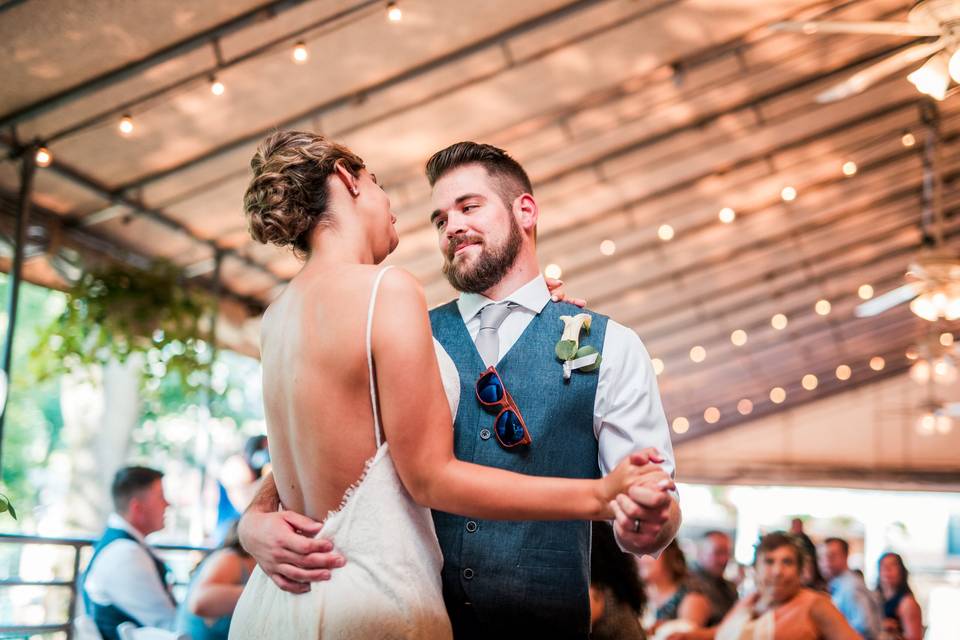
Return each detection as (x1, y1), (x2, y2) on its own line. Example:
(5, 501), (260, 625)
(386, 1), (402, 22)
(292, 41), (308, 63)
(118, 114), (134, 136)
(210, 76), (225, 96)
(719, 207), (736, 224)
(35, 146), (53, 167)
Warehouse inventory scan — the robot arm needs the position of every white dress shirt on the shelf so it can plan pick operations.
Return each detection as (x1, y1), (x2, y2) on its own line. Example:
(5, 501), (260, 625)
(454, 275), (676, 485)
(83, 513), (177, 630)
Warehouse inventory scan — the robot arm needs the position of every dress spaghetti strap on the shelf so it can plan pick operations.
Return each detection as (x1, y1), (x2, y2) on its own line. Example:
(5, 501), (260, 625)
(366, 266), (394, 448)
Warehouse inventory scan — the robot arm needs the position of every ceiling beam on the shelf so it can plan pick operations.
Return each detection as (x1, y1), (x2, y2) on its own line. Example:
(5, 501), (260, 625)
(0, 0), (316, 131)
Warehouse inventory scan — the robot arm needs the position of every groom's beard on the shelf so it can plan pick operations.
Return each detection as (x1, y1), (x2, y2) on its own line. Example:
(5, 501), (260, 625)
(442, 216), (523, 293)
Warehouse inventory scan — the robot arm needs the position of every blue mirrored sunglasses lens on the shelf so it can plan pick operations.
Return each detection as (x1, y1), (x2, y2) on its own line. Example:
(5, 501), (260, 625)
(495, 411), (525, 446)
(477, 373), (504, 404)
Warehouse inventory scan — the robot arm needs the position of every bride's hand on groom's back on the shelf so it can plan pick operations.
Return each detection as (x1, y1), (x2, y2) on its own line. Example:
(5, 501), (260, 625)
(545, 277), (586, 307)
(238, 509), (345, 593)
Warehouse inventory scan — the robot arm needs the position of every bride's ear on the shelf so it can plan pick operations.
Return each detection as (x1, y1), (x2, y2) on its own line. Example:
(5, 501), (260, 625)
(333, 159), (360, 197)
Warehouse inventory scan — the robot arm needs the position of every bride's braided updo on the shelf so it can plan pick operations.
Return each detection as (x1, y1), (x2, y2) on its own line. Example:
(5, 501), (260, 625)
(243, 130), (366, 257)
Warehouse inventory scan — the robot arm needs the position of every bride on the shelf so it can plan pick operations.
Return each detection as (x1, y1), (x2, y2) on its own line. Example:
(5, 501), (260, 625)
(228, 131), (669, 639)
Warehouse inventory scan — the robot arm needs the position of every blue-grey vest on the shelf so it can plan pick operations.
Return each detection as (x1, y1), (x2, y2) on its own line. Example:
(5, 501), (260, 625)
(80, 527), (174, 640)
(430, 299), (608, 637)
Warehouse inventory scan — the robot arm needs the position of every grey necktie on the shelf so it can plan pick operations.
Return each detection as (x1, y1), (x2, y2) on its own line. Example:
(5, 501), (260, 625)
(475, 302), (514, 367)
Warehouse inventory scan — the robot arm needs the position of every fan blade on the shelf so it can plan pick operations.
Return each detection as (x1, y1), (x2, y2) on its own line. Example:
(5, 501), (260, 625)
(855, 283), (920, 317)
(770, 20), (941, 37)
(816, 40), (946, 103)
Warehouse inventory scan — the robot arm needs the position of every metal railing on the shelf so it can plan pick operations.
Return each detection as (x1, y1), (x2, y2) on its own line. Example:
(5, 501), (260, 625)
(0, 532), (211, 639)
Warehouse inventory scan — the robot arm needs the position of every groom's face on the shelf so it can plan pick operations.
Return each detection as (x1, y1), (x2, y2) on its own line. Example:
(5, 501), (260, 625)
(430, 164), (523, 293)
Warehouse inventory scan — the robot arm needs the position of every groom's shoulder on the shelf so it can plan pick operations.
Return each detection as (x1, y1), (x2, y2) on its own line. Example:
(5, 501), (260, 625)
(428, 299), (460, 317)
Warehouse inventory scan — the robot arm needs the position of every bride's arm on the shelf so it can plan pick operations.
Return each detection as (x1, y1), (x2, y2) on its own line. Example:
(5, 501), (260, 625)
(374, 269), (671, 521)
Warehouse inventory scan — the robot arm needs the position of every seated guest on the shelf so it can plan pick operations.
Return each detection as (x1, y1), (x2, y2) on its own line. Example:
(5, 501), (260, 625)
(690, 530), (738, 626)
(81, 466), (176, 640)
(821, 537), (882, 639)
(176, 522), (256, 640)
(717, 531), (858, 640)
(639, 539), (711, 635)
(589, 521), (647, 640)
(875, 552), (923, 640)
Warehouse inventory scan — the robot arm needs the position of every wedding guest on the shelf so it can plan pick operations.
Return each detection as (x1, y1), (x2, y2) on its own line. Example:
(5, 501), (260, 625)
(213, 435), (269, 544)
(590, 521), (646, 640)
(177, 522), (256, 640)
(875, 553), (923, 640)
(81, 466), (176, 640)
(822, 537), (882, 639)
(690, 531), (738, 626)
(639, 540), (711, 635)
(717, 531), (858, 640)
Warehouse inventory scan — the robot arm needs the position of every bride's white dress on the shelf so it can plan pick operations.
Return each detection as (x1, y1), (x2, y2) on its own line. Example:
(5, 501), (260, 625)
(229, 267), (458, 639)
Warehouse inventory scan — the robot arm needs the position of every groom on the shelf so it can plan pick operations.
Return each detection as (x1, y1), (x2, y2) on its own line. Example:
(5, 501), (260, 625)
(238, 142), (680, 638)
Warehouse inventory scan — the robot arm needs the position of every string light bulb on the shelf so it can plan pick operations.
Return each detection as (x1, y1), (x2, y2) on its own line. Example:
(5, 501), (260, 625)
(544, 263), (562, 279)
(210, 76), (225, 96)
(781, 186), (797, 202)
(386, 1), (402, 22)
(704, 407), (720, 424)
(292, 41), (308, 63)
(858, 284), (874, 300)
(600, 240), (616, 256)
(689, 345), (706, 363)
(842, 161), (858, 177)
(731, 329), (747, 346)
(869, 356), (886, 371)
(719, 207), (736, 224)
(815, 299), (831, 316)
(737, 399), (753, 415)
(35, 146), (52, 167)
(771, 313), (788, 330)
(672, 417), (689, 434)
(801, 374), (818, 391)
(657, 224), (674, 241)
(836, 364), (851, 380)
(901, 131), (916, 147)
(118, 114), (134, 136)
(770, 387), (786, 404)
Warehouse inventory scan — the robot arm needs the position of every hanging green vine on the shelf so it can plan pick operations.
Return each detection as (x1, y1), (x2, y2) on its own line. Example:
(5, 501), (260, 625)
(31, 260), (215, 403)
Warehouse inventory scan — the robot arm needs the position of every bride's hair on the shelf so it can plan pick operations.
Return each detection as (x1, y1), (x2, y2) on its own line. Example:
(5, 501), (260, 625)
(244, 130), (366, 257)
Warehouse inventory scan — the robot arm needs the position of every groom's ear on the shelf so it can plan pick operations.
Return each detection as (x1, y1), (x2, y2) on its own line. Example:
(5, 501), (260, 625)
(514, 193), (539, 236)
(332, 159), (360, 197)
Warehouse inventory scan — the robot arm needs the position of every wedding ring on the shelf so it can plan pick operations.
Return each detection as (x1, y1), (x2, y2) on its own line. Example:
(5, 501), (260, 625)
(632, 519), (641, 533)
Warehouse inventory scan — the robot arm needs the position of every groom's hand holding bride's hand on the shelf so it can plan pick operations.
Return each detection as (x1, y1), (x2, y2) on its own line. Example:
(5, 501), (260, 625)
(238, 509), (345, 593)
(607, 448), (680, 556)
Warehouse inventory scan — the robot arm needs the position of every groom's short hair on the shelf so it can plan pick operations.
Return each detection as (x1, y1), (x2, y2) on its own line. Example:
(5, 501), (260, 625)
(425, 142), (533, 210)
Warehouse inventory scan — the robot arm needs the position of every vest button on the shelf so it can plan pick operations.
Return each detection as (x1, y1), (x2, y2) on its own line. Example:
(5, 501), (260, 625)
(465, 520), (478, 533)
(462, 567), (474, 580)
(479, 428), (491, 440)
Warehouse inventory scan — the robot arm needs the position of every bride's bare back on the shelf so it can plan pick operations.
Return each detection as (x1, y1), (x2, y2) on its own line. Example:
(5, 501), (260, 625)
(260, 263), (384, 521)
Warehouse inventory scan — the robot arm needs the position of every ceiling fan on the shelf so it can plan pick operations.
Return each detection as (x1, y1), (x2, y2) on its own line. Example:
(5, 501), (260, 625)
(855, 100), (960, 320)
(772, 0), (960, 102)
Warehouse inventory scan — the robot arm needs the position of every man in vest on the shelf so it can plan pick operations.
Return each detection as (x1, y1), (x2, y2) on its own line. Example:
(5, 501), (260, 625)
(82, 466), (177, 640)
(239, 142), (680, 638)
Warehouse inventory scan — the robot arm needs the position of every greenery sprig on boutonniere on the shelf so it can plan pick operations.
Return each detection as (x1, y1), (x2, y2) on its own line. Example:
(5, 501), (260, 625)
(0, 492), (16, 520)
(555, 313), (602, 380)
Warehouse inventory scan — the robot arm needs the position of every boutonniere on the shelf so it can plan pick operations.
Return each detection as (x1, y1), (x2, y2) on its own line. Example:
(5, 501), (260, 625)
(555, 313), (602, 380)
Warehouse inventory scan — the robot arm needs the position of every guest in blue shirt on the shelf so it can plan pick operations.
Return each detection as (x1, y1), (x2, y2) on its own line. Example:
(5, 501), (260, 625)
(821, 537), (881, 639)
(176, 522), (256, 640)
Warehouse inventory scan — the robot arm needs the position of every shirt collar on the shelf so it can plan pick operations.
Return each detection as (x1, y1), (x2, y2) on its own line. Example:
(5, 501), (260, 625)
(457, 275), (551, 322)
(107, 512), (147, 545)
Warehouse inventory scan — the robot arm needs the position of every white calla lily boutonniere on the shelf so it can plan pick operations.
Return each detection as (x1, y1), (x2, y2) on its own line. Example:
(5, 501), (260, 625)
(555, 313), (602, 380)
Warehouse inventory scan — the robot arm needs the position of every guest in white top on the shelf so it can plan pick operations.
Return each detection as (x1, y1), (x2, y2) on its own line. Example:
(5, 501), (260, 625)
(81, 466), (176, 640)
